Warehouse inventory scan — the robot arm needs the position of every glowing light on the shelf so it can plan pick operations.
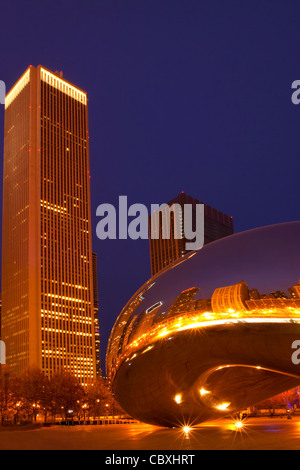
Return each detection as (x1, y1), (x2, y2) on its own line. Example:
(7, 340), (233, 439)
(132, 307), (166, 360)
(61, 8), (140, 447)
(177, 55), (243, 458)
(216, 402), (231, 411)
(199, 388), (211, 396)
(41, 200), (67, 214)
(142, 345), (154, 354)
(174, 394), (182, 404)
(235, 420), (243, 429)
(40, 68), (87, 105)
(5, 68), (30, 108)
(157, 329), (169, 338)
(182, 426), (191, 434)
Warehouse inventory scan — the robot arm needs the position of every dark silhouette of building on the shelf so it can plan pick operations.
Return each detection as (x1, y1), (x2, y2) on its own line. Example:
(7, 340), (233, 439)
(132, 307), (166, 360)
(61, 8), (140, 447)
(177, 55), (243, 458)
(149, 192), (233, 276)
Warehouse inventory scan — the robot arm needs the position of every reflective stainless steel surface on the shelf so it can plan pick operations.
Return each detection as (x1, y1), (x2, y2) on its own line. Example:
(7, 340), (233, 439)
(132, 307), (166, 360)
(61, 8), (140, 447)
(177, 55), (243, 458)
(107, 222), (300, 427)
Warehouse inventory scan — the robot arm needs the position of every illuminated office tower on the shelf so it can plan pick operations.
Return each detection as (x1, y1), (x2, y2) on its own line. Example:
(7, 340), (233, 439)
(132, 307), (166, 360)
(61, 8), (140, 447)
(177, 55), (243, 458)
(92, 252), (101, 377)
(211, 281), (249, 313)
(1, 66), (96, 385)
(149, 192), (234, 276)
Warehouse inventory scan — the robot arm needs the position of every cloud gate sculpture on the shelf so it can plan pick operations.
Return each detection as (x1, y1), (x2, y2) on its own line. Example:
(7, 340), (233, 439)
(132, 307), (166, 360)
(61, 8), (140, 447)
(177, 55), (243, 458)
(106, 222), (300, 427)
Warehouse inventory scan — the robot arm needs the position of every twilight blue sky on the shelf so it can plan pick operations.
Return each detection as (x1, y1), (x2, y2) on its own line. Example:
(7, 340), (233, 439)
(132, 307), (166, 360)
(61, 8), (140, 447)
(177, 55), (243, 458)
(0, 0), (299, 372)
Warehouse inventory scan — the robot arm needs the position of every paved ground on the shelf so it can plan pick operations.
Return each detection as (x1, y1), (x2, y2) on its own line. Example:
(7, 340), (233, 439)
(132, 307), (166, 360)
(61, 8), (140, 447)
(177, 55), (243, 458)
(0, 416), (300, 450)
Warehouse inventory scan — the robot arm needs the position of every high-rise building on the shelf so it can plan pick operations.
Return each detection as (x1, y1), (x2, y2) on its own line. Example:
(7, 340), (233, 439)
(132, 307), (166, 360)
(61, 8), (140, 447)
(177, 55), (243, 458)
(211, 281), (249, 313)
(149, 192), (234, 276)
(1, 65), (96, 385)
(289, 280), (300, 299)
(92, 252), (101, 377)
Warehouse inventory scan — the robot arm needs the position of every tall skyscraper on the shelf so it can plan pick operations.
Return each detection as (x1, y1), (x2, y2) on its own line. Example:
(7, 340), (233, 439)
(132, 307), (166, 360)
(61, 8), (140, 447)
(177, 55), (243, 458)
(149, 192), (234, 276)
(92, 252), (101, 377)
(1, 65), (97, 385)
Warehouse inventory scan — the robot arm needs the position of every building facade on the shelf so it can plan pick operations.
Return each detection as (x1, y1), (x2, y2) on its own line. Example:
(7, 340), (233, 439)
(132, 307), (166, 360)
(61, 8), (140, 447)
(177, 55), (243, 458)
(1, 65), (97, 385)
(149, 192), (234, 276)
(211, 281), (249, 313)
(92, 252), (101, 377)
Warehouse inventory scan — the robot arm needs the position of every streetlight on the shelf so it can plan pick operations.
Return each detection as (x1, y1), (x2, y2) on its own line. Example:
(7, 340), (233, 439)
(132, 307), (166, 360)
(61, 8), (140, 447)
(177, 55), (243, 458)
(82, 403), (88, 421)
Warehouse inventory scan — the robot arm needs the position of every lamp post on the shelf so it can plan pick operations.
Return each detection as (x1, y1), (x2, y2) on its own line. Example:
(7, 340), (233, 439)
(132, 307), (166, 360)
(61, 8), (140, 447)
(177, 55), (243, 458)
(82, 403), (88, 422)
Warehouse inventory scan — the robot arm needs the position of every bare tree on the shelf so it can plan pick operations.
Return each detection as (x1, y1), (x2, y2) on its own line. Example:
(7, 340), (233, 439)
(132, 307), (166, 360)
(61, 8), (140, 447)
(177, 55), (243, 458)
(47, 370), (85, 421)
(0, 366), (18, 425)
(85, 377), (124, 419)
(16, 368), (49, 422)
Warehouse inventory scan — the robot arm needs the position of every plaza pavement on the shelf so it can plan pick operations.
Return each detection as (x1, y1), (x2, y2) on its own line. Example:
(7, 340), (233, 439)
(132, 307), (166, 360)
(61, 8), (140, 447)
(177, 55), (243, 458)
(0, 416), (300, 450)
